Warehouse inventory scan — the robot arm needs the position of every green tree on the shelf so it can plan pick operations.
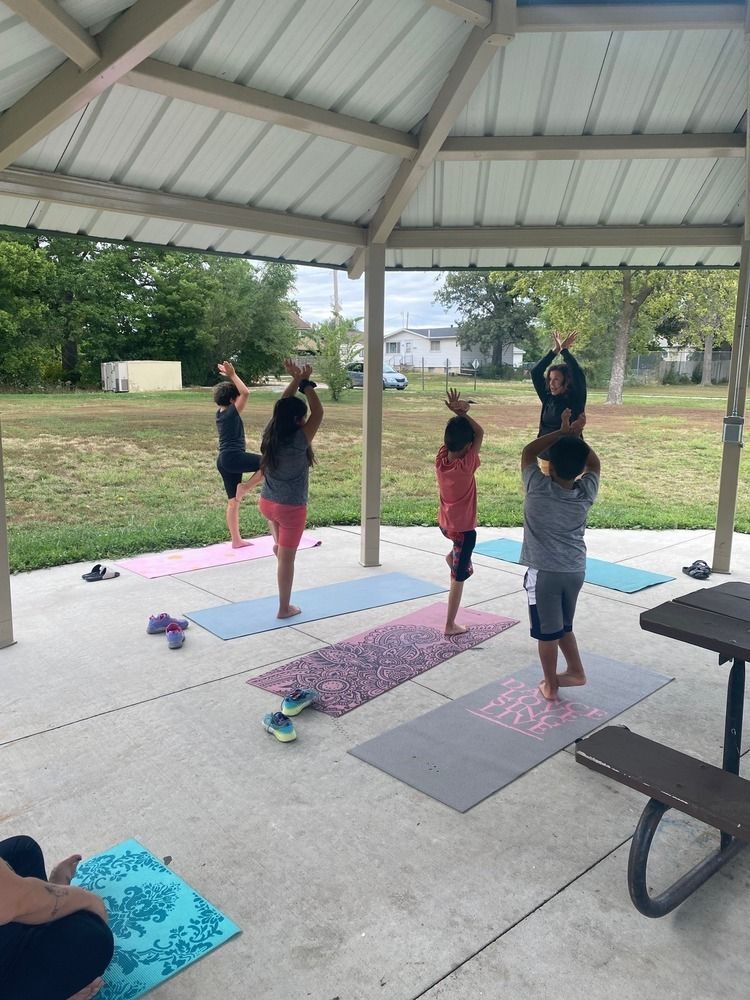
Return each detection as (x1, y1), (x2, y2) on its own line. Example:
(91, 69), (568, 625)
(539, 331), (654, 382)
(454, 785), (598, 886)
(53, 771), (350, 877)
(434, 271), (540, 367)
(0, 237), (54, 386)
(665, 271), (737, 385)
(313, 315), (362, 401)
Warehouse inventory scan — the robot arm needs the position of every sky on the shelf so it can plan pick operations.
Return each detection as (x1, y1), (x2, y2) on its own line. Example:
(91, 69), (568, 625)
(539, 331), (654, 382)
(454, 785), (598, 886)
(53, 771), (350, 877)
(291, 264), (460, 332)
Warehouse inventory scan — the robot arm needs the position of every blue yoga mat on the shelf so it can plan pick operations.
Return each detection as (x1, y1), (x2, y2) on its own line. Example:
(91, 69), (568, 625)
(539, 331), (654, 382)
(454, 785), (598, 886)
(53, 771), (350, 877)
(73, 839), (240, 999)
(474, 538), (674, 593)
(186, 572), (448, 639)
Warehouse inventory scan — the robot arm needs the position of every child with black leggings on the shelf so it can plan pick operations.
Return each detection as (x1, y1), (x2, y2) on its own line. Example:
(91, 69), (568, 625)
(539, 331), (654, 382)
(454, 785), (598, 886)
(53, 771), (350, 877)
(214, 360), (264, 547)
(435, 389), (484, 636)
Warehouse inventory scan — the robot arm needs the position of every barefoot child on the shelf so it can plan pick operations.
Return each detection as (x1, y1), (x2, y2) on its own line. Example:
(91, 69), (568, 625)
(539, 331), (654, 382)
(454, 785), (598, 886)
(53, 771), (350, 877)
(259, 360), (323, 619)
(519, 410), (600, 700)
(214, 361), (263, 547)
(435, 389), (484, 635)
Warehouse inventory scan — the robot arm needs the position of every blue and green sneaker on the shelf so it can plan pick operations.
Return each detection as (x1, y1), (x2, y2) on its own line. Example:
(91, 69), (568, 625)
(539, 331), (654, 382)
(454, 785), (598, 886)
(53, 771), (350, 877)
(281, 688), (316, 717)
(262, 711), (296, 742)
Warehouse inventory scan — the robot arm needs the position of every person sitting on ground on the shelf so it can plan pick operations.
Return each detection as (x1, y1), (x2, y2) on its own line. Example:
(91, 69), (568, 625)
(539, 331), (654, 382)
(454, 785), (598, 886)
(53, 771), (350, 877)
(530, 330), (587, 473)
(214, 360), (264, 548)
(519, 410), (600, 701)
(435, 388), (484, 636)
(259, 359), (324, 619)
(0, 835), (113, 1000)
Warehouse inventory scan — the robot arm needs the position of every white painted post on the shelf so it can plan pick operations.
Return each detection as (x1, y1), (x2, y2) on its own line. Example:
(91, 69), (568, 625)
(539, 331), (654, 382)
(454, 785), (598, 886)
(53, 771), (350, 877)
(360, 243), (386, 567)
(0, 421), (15, 648)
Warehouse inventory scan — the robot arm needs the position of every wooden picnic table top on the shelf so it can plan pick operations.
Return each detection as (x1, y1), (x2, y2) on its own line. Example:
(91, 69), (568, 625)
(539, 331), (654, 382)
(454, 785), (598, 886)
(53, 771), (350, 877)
(640, 582), (750, 662)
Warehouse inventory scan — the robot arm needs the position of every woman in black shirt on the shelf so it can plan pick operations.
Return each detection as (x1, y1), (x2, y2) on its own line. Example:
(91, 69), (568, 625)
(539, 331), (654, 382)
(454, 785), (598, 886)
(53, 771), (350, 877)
(531, 331), (586, 432)
(530, 331), (587, 470)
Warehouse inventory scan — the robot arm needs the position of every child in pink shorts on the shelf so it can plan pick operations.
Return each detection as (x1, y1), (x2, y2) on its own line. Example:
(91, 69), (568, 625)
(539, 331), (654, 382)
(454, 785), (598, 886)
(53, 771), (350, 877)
(258, 360), (324, 618)
(435, 389), (484, 635)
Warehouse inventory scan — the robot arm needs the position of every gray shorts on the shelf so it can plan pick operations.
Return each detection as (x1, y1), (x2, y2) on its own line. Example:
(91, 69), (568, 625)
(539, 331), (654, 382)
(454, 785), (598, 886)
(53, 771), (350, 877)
(523, 568), (585, 641)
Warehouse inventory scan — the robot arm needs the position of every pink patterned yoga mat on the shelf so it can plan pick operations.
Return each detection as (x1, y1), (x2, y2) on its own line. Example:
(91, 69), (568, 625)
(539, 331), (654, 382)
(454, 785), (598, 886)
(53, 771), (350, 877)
(116, 534), (321, 578)
(247, 602), (518, 717)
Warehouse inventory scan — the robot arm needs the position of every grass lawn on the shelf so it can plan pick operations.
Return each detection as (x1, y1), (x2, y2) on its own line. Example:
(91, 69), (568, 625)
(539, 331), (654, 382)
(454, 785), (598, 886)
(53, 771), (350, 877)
(0, 377), (745, 571)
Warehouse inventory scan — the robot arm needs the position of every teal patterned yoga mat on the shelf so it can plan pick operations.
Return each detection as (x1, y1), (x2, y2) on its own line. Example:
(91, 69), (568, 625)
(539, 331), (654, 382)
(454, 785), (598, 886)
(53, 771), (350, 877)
(73, 839), (240, 999)
(474, 537), (674, 593)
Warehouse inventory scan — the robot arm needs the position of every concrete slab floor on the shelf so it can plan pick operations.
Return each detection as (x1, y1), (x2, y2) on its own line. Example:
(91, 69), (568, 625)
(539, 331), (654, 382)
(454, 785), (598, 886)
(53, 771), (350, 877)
(2, 526), (750, 1000)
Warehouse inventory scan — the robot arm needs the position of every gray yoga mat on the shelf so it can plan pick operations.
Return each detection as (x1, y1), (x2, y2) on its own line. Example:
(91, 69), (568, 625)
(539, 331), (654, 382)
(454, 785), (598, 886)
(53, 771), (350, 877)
(349, 653), (671, 812)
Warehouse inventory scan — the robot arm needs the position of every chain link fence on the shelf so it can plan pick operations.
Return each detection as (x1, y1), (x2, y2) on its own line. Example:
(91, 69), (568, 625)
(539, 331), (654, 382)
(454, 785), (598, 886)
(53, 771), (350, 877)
(626, 350), (731, 386)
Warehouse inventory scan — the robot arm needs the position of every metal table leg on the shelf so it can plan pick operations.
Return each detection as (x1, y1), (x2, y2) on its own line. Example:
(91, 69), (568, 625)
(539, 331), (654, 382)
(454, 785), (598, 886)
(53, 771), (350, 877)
(721, 657), (745, 850)
(628, 798), (747, 917)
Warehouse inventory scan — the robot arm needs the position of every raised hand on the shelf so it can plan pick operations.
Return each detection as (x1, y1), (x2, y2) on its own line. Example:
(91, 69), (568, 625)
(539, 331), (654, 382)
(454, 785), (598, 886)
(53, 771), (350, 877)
(445, 388), (469, 414)
(560, 330), (578, 351)
(218, 361), (235, 378)
(569, 411), (586, 435)
(284, 358), (302, 379)
(552, 331), (563, 354)
(300, 363), (313, 380)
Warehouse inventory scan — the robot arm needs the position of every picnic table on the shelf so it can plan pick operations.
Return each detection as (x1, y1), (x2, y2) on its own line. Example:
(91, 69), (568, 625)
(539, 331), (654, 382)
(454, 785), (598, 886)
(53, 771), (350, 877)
(575, 582), (750, 917)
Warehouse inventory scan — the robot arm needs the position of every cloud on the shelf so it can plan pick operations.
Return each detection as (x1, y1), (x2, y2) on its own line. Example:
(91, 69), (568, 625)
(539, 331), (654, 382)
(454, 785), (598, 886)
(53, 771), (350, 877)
(292, 265), (460, 331)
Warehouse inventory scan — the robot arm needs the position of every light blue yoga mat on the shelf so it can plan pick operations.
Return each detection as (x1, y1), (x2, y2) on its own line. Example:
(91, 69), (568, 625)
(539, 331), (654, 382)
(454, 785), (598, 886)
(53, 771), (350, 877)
(73, 839), (240, 1000)
(474, 538), (674, 593)
(186, 572), (448, 639)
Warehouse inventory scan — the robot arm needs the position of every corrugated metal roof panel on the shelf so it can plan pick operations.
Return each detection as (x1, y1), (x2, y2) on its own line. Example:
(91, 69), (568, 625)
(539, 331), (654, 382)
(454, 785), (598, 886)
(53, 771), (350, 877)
(0, 0), (133, 111)
(0, 193), (33, 227)
(0, 3), (746, 269)
(152, 0), (468, 133)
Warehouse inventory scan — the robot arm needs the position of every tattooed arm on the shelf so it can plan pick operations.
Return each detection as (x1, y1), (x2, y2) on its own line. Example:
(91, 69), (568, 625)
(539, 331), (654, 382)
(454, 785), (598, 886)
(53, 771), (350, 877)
(0, 858), (107, 926)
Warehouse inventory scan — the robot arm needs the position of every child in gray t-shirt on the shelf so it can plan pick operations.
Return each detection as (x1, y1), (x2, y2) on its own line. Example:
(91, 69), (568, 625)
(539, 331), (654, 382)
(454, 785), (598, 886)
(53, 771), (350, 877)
(519, 410), (600, 701)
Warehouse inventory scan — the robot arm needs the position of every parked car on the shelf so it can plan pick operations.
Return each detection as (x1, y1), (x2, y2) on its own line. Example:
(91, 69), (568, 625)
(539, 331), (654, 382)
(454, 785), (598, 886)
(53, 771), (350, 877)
(345, 362), (408, 390)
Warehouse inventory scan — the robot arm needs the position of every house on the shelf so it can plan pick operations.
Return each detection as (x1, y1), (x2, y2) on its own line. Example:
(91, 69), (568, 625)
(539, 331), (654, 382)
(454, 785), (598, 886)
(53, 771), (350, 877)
(381, 327), (524, 373)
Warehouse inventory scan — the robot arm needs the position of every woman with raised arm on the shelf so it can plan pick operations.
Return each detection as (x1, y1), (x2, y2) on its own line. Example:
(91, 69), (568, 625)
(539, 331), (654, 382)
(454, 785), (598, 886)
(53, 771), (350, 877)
(530, 330), (587, 473)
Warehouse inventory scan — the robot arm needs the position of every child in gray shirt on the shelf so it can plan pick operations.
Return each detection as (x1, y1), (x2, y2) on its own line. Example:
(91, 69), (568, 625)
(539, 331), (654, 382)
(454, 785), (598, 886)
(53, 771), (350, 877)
(519, 410), (600, 700)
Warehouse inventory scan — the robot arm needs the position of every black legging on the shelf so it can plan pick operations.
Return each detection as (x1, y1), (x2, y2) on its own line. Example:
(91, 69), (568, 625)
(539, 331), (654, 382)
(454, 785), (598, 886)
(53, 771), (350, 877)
(0, 836), (114, 1000)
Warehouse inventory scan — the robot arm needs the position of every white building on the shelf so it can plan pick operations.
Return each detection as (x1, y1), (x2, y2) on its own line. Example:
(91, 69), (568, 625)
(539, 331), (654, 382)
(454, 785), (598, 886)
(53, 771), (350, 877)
(381, 327), (524, 373)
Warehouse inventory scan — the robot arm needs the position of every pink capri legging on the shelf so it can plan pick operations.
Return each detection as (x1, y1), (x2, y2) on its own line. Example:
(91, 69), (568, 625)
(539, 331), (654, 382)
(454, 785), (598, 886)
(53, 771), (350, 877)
(258, 497), (307, 549)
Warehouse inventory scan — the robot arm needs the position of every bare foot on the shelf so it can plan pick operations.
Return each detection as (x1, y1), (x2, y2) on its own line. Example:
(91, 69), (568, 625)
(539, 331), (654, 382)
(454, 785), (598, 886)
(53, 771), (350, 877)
(67, 976), (104, 1000)
(538, 679), (559, 701)
(444, 623), (468, 636)
(231, 539), (253, 549)
(557, 670), (587, 688)
(277, 605), (301, 619)
(50, 853), (82, 885)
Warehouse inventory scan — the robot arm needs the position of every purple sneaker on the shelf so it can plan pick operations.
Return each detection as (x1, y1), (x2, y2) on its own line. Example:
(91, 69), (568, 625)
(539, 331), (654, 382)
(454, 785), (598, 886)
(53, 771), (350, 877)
(166, 623), (185, 649)
(147, 612), (189, 635)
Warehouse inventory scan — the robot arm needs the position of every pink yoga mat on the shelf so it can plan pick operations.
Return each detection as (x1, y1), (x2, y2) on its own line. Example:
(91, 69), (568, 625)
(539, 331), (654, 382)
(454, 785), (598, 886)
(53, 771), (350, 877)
(116, 534), (322, 578)
(247, 602), (518, 717)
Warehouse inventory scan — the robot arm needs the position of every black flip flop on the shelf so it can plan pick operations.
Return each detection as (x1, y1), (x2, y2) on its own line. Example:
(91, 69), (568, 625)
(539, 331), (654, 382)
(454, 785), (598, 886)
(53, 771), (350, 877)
(81, 563), (102, 580)
(682, 560), (711, 580)
(85, 566), (120, 582)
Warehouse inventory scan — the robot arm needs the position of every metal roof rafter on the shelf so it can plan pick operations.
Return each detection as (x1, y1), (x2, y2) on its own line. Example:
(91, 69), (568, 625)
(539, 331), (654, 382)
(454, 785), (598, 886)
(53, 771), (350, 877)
(389, 224), (742, 250)
(0, 166), (367, 248)
(438, 133), (746, 161)
(123, 60), (419, 159)
(3, 0), (100, 69)
(0, 0), (220, 172)
(515, 3), (745, 32)
(427, 0), (746, 32)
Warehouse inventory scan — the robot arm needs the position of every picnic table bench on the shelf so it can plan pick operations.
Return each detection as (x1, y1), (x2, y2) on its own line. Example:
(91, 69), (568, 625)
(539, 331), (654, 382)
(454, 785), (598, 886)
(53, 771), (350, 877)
(575, 582), (750, 917)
